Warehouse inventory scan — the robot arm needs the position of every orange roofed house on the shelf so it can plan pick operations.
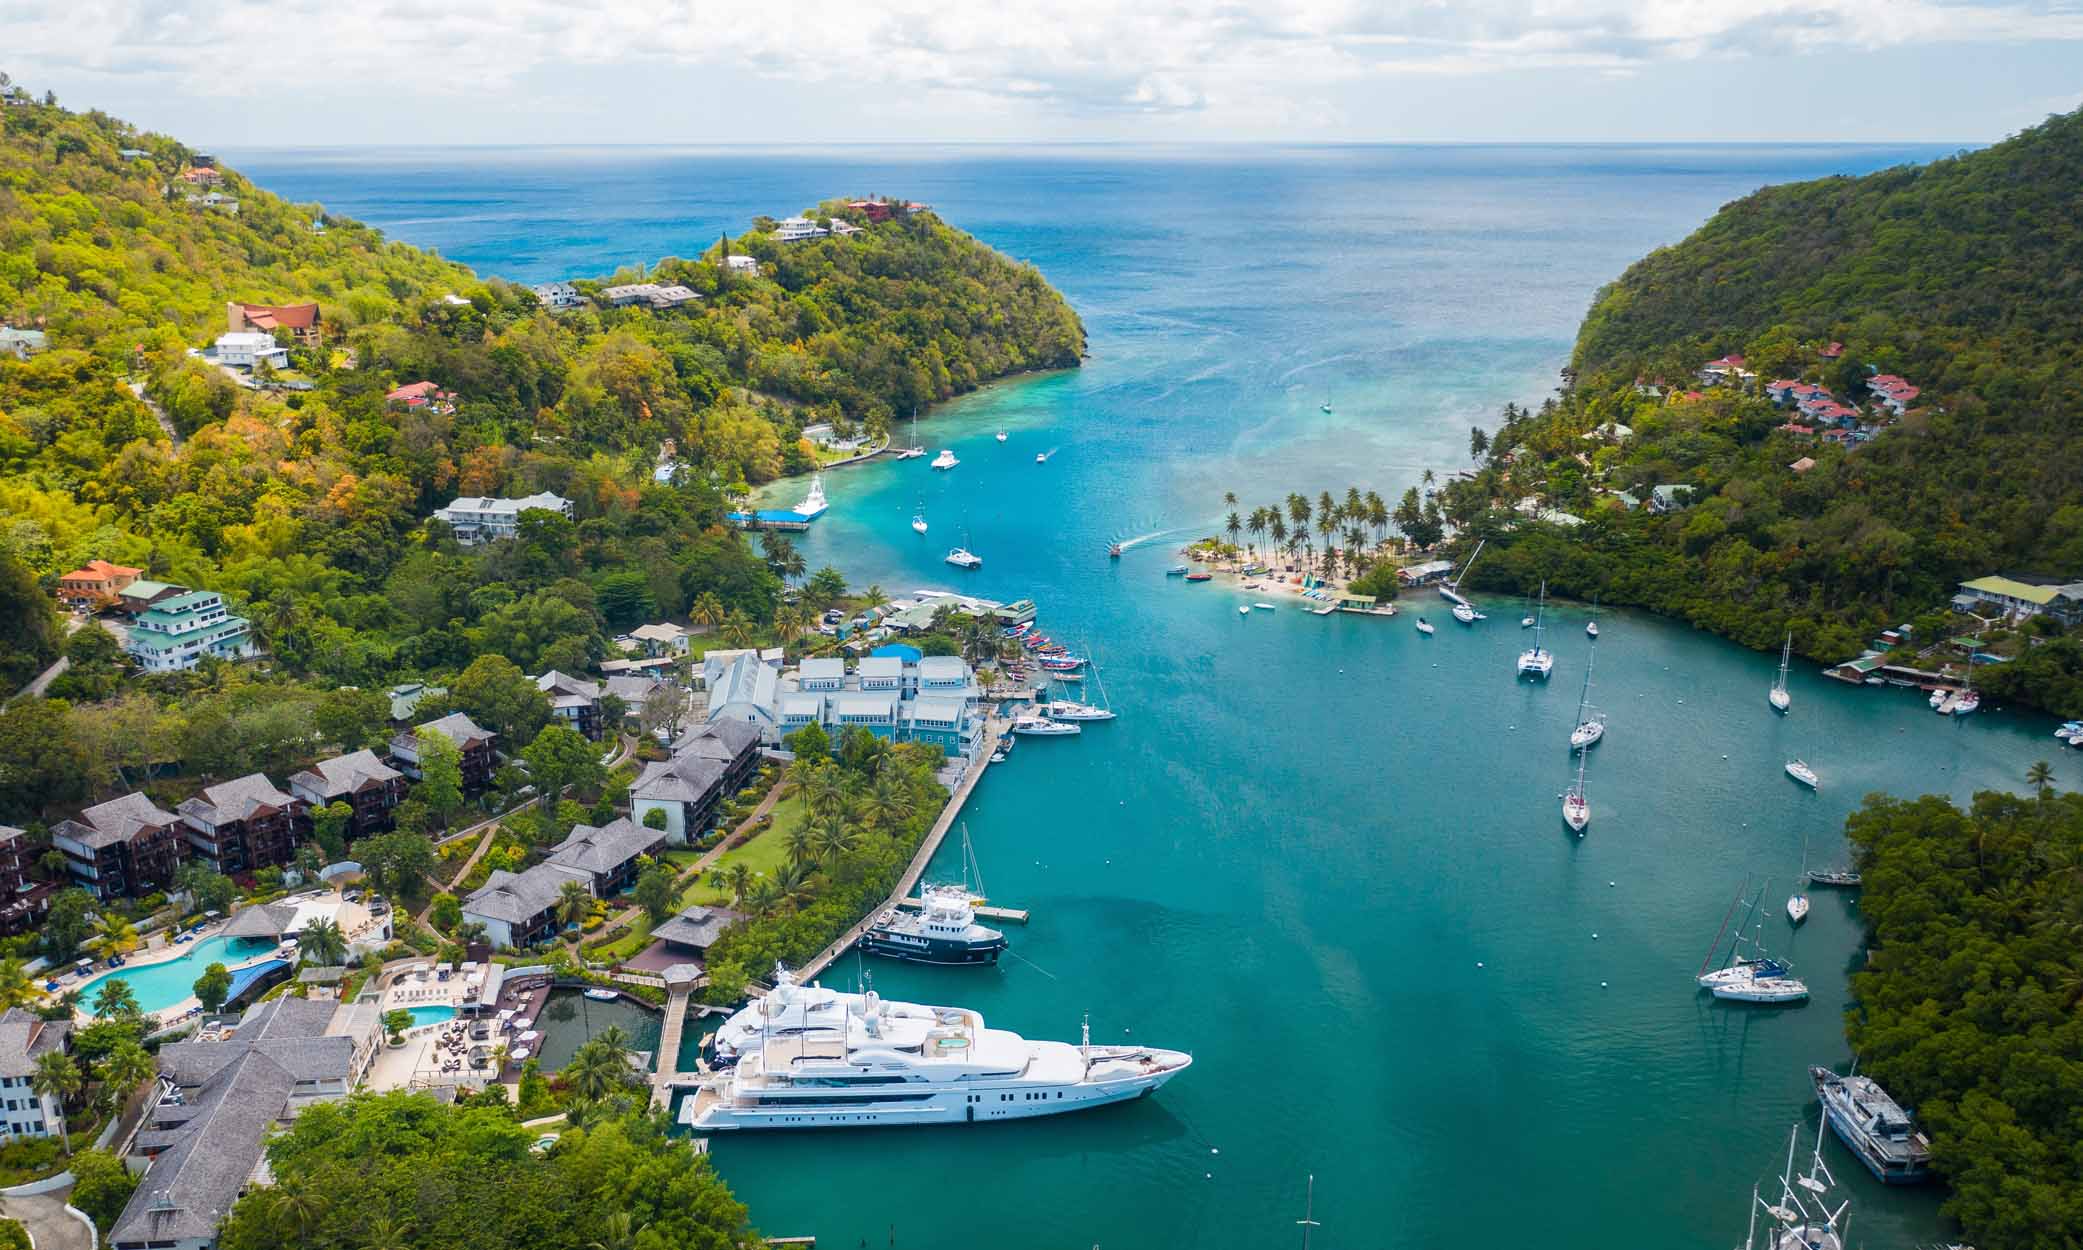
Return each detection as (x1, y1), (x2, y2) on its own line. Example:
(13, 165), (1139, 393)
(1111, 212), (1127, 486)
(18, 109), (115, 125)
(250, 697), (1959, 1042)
(227, 300), (322, 349)
(56, 559), (142, 610)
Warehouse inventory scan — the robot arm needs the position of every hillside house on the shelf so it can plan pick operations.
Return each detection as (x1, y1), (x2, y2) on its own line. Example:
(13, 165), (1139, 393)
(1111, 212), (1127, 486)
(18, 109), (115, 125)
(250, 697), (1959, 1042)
(288, 750), (407, 840)
(228, 301), (322, 348)
(56, 559), (142, 609)
(390, 713), (496, 791)
(53, 792), (187, 899)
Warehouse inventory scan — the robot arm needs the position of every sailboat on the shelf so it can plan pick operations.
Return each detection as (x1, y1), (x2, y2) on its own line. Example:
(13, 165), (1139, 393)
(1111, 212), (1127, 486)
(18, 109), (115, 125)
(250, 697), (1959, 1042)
(1785, 757), (1819, 790)
(1295, 1174), (1322, 1250)
(1517, 580), (1554, 678)
(1952, 654), (1980, 716)
(1041, 653), (1116, 722)
(1570, 632), (1604, 749)
(1787, 835), (1811, 924)
(1561, 749), (1590, 834)
(995, 430), (1008, 442)
(1737, 1118), (1850, 1250)
(911, 501), (928, 535)
(1700, 884), (1809, 1004)
(1585, 595), (1600, 639)
(893, 409), (926, 459)
(1443, 538), (1485, 624)
(1770, 631), (1793, 713)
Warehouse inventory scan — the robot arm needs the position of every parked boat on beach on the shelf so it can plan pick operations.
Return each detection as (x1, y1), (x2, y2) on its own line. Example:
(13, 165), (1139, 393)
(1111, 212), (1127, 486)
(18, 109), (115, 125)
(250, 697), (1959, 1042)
(688, 969), (1189, 1130)
(1809, 1065), (1934, 1185)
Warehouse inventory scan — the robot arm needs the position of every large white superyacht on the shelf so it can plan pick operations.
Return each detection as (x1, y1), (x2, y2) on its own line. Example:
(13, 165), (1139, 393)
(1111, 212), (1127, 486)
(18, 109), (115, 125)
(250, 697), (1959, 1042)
(684, 970), (1191, 1131)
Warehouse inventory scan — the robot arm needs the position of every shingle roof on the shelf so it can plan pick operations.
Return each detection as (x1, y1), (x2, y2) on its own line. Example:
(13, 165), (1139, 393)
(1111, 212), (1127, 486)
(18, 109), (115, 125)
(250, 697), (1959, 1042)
(463, 864), (589, 925)
(393, 711), (494, 755)
(53, 791), (177, 848)
(536, 670), (601, 701)
(177, 773), (296, 826)
(672, 718), (761, 762)
(0, 1008), (68, 1076)
(221, 902), (299, 940)
(544, 817), (662, 877)
(651, 906), (746, 951)
(604, 675), (668, 704)
(631, 753), (727, 805)
(288, 748), (403, 800)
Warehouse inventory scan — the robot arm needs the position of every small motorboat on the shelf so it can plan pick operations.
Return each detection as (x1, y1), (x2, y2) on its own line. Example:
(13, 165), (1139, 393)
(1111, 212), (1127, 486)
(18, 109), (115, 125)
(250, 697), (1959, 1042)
(1928, 688), (1948, 710)
(1521, 615), (1536, 628)
(1252, 602), (1275, 611)
(1035, 452), (1046, 464)
(1415, 617), (1435, 635)
(1319, 402), (1332, 413)
(1184, 571), (1212, 582)
(911, 514), (927, 535)
(1108, 543), (1123, 559)
(1238, 605), (1251, 616)
(1165, 565), (1190, 577)
(583, 988), (619, 1002)
(1453, 602), (1478, 625)
(932, 449), (959, 470)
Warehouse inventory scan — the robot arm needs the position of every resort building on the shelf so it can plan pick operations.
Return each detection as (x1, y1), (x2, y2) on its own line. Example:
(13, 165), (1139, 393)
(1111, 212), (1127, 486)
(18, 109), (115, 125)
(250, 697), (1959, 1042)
(599, 283), (699, 310)
(389, 713), (497, 791)
(629, 621), (692, 657)
(123, 589), (255, 672)
(535, 670), (604, 740)
(429, 491), (573, 545)
(1647, 485), (1697, 514)
(704, 650), (782, 739)
(177, 774), (308, 875)
(724, 254), (760, 275)
(288, 749), (408, 840)
(650, 905), (747, 962)
(52, 792), (187, 899)
(461, 862), (591, 949)
(212, 331), (288, 370)
(0, 826), (56, 936)
(1951, 575), (2083, 626)
(0, 1010), (71, 1141)
(226, 300), (322, 348)
(542, 817), (666, 897)
(531, 281), (585, 310)
(55, 559), (142, 609)
(117, 578), (187, 615)
(0, 327), (49, 361)
(760, 654), (984, 757)
(629, 720), (764, 843)
(111, 997), (375, 1250)
(1397, 559), (1454, 587)
(773, 216), (829, 243)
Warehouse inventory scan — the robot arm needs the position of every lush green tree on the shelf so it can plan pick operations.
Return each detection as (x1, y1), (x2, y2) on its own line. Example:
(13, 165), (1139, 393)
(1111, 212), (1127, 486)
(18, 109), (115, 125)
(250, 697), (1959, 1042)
(90, 914), (139, 959)
(382, 1008), (413, 1044)
(428, 891), (463, 933)
(68, 1148), (137, 1232)
(38, 887), (96, 961)
(299, 917), (349, 965)
(412, 730), (466, 830)
(94, 1038), (154, 1102)
(0, 957), (37, 1009)
(632, 863), (676, 923)
(30, 1049), (80, 1154)
(0, 697), (90, 819)
(783, 720), (830, 763)
(640, 806), (668, 831)
(553, 879), (593, 931)
(315, 686), (392, 751)
(175, 862), (237, 913)
(359, 830), (438, 903)
(0, 1216), (32, 1250)
(522, 723), (606, 816)
(448, 654), (550, 748)
(91, 978), (139, 1020)
(312, 800), (353, 859)
(193, 961), (233, 1012)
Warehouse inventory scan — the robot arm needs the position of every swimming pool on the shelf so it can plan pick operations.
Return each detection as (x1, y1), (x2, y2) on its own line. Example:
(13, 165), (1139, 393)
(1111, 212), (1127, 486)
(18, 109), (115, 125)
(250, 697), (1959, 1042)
(403, 1005), (457, 1027)
(74, 934), (281, 1015)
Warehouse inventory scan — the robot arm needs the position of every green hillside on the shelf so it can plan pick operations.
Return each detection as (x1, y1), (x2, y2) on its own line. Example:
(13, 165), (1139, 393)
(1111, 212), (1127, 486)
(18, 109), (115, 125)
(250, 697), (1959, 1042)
(0, 92), (1081, 806)
(1444, 107), (2083, 714)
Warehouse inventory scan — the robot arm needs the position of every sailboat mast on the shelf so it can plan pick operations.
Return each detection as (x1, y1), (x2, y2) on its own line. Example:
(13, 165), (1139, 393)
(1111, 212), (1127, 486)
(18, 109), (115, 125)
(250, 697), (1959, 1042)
(1701, 885), (1744, 978)
(1296, 1174), (1320, 1250)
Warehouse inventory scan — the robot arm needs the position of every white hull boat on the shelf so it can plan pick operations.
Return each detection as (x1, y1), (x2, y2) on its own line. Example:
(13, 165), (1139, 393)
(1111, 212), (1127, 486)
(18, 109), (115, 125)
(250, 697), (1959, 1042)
(1562, 789), (1589, 834)
(912, 516), (928, 534)
(1786, 893), (1809, 924)
(1517, 579), (1553, 678)
(1415, 618), (1435, 635)
(1012, 715), (1080, 736)
(1453, 602), (1478, 624)
(1785, 759), (1819, 789)
(931, 450), (959, 470)
(945, 548), (982, 570)
(791, 474), (829, 520)
(1711, 969), (1810, 1004)
(1570, 719), (1604, 750)
(1770, 631), (1793, 713)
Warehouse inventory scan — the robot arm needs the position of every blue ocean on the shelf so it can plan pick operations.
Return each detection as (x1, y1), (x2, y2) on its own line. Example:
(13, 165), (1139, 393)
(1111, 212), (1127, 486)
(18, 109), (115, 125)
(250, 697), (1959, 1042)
(236, 142), (2032, 1248)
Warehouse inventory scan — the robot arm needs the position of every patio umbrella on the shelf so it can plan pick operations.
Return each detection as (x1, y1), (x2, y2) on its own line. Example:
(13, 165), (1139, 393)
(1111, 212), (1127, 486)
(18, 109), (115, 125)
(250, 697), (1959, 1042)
(511, 1047), (531, 1060)
(519, 1030), (539, 1041)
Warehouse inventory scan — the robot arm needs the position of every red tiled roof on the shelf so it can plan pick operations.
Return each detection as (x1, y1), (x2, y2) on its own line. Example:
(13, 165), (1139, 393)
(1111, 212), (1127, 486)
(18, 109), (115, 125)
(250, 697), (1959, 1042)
(387, 381), (440, 402)
(235, 302), (319, 330)
(59, 559), (142, 584)
(1820, 342), (1843, 357)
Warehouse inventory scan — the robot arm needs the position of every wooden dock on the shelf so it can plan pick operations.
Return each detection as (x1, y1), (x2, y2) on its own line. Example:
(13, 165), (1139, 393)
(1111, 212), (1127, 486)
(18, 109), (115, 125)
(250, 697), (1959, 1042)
(894, 896), (1029, 924)
(647, 985), (692, 1109)
(792, 719), (1006, 984)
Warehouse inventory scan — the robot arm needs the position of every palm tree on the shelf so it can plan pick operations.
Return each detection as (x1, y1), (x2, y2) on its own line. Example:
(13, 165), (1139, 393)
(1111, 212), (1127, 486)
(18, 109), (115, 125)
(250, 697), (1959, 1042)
(564, 1039), (630, 1102)
(299, 917), (349, 966)
(269, 1183), (331, 1243)
(96, 1038), (155, 1101)
(866, 770), (914, 833)
(1366, 490), (1388, 540)
(1224, 511), (1242, 554)
(800, 762), (845, 820)
(588, 1211), (640, 1250)
(810, 812), (857, 863)
(690, 592), (726, 630)
(554, 880), (593, 931)
(1245, 508), (1268, 560)
(359, 1213), (416, 1250)
(31, 1050), (79, 1155)
(1287, 493), (1310, 535)
(858, 584), (889, 614)
(1223, 490), (1237, 509)
(772, 602), (805, 646)
(723, 863), (753, 906)
(784, 820), (818, 868)
(0, 958), (36, 1009)
(2027, 759), (2054, 796)
(92, 978), (139, 1020)
(774, 860), (816, 910)
(720, 611), (757, 649)
(91, 914), (140, 959)
(743, 877), (780, 916)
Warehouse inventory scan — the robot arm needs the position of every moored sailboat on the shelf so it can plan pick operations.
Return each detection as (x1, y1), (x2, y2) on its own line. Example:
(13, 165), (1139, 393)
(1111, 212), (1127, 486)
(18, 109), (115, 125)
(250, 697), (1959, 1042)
(1569, 633), (1604, 750)
(1770, 631), (1793, 713)
(1517, 580), (1554, 679)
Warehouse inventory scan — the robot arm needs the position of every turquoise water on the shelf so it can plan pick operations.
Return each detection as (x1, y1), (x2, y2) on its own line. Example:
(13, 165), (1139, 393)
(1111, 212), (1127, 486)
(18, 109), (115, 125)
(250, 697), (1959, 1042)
(405, 1005), (457, 1027)
(225, 144), (2044, 1247)
(77, 934), (278, 1015)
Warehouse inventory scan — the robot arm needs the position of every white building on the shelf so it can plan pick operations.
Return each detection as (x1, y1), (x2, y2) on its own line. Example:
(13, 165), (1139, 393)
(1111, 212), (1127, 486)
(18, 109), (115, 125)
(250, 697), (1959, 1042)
(213, 331), (288, 370)
(124, 589), (256, 672)
(430, 491), (573, 545)
(600, 283), (699, 311)
(532, 281), (584, 310)
(724, 254), (760, 275)
(0, 1009), (70, 1141)
(774, 216), (829, 243)
(722, 652), (983, 757)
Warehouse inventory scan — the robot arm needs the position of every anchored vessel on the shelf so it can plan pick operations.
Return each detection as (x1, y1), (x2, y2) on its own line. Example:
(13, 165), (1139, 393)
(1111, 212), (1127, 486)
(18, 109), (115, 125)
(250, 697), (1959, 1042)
(1785, 758), (1819, 790)
(1770, 631), (1793, 713)
(1809, 1066), (1934, 1185)
(945, 547), (982, 570)
(932, 449), (960, 470)
(1698, 882), (1810, 1005)
(863, 883), (1008, 966)
(791, 474), (829, 520)
(688, 972), (1190, 1131)
(1738, 1116), (1850, 1250)
(1517, 580), (1554, 679)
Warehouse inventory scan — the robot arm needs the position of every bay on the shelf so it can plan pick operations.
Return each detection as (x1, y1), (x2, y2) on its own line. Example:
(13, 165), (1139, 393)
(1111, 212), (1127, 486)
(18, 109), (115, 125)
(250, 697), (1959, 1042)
(233, 142), (2051, 1247)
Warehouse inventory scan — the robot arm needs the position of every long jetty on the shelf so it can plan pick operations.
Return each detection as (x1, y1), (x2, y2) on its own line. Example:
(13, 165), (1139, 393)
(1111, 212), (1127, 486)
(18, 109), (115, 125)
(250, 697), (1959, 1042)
(792, 718), (1007, 984)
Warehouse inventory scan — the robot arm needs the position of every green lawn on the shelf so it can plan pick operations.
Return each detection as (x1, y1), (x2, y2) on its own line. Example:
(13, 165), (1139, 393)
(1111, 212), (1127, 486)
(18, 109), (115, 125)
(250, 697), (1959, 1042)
(677, 797), (801, 908)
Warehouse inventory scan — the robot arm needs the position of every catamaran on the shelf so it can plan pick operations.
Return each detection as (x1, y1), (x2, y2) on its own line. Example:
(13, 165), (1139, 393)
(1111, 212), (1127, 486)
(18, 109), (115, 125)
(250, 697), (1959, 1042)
(1570, 634), (1604, 750)
(1517, 580), (1554, 678)
(687, 969), (1190, 1131)
(931, 449), (959, 471)
(1770, 631), (1793, 713)
(946, 547), (982, 570)
(1561, 750), (1590, 834)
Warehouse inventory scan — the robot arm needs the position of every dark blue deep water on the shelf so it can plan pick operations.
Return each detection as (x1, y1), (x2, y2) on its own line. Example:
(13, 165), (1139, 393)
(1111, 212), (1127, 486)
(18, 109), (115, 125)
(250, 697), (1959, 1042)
(231, 143), (2052, 1249)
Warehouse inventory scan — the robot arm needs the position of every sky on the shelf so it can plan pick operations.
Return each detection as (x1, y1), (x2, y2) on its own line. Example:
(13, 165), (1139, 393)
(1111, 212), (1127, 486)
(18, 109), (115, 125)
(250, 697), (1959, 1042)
(3, 0), (2081, 146)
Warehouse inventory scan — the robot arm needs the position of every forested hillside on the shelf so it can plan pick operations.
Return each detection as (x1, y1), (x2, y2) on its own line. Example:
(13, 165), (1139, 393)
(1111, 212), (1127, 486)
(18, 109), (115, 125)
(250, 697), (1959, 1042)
(1441, 107), (2083, 714)
(1844, 788), (2083, 1250)
(0, 91), (1081, 812)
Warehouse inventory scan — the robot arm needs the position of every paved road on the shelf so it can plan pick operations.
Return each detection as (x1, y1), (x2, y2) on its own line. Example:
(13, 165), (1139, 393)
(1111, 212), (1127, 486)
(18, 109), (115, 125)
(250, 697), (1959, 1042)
(12, 616), (88, 702)
(2, 1188), (94, 1250)
(128, 379), (180, 446)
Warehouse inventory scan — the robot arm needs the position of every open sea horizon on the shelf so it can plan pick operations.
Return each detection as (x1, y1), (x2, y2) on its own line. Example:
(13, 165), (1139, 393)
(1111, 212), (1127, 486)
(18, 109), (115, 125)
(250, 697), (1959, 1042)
(231, 142), (2042, 1248)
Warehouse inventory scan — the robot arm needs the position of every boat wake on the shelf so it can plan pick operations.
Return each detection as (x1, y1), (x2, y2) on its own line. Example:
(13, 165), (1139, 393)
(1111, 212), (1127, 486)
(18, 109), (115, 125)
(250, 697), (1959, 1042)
(1036, 447), (1060, 462)
(1112, 523), (1202, 554)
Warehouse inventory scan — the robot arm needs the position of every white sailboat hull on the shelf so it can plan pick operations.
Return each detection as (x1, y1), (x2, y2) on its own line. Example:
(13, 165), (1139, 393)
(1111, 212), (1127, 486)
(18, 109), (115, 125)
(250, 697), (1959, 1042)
(1769, 687), (1791, 713)
(1562, 795), (1589, 833)
(1570, 721), (1604, 750)
(1787, 895), (1810, 924)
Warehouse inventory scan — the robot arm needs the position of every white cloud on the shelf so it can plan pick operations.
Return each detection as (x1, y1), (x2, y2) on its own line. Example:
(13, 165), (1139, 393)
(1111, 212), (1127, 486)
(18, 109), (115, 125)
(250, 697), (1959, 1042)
(4, 0), (2080, 131)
